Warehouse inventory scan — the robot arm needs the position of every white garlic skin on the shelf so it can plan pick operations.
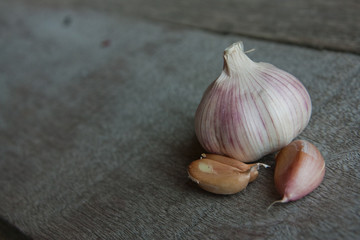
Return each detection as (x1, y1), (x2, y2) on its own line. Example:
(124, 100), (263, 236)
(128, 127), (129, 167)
(195, 42), (312, 162)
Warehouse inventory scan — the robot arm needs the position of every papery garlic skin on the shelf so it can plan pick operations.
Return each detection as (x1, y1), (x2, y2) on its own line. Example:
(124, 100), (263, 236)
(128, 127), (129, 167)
(195, 42), (312, 162)
(274, 140), (325, 202)
(188, 158), (251, 195)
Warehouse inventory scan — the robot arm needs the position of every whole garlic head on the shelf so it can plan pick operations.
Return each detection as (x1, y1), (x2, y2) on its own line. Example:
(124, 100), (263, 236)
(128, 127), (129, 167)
(194, 42), (312, 162)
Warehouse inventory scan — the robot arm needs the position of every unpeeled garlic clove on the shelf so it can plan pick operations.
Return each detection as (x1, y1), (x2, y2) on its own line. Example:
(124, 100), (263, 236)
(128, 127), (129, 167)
(272, 140), (325, 205)
(201, 153), (270, 182)
(188, 158), (251, 194)
(194, 42), (312, 162)
(188, 153), (269, 194)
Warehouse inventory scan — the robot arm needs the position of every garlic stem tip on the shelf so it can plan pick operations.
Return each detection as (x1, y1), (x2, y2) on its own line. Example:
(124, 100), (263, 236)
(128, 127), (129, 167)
(224, 41), (244, 55)
(244, 48), (256, 54)
(257, 163), (271, 169)
(266, 199), (285, 211)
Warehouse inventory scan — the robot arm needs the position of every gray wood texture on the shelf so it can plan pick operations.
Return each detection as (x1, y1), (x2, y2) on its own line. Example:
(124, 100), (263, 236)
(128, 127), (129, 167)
(0, 218), (31, 240)
(1, 1), (360, 239)
(15, 0), (360, 54)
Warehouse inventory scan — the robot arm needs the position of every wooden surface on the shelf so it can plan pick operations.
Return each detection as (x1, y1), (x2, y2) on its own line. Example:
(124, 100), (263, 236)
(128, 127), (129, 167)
(16, 0), (360, 54)
(0, 1), (360, 239)
(0, 219), (31, 240)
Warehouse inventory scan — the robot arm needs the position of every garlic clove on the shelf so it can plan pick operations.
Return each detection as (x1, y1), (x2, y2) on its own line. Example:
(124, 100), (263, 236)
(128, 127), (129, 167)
(272, 140), (325, 205)
(188, 158), (251, 195)
(201, 153), (270, 182)
(195, 42), (312, 162)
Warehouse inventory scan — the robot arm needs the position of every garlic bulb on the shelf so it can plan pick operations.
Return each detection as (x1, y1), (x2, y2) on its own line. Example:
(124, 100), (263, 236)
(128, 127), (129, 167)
(195, 42), (311, 162)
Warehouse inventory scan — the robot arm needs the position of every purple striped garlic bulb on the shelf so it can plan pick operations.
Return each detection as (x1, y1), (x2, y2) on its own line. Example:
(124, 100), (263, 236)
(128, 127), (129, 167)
(194, 42), (312, 163)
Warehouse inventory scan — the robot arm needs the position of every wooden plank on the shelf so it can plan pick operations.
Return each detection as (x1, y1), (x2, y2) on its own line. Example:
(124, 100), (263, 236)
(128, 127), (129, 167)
(1, 1), (360, 239)
(0, 218), (32, 240)
(11, 0), (360, 54)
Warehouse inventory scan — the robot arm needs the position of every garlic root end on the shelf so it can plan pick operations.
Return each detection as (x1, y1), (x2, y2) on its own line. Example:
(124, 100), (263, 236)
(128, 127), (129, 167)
(187, 171), (200, 184)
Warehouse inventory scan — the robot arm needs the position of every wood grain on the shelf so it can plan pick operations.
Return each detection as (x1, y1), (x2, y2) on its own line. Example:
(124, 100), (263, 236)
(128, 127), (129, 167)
(119, 0), (360, 54)
(0, 218), (32, 240)
(0, 1), (359, 239)
(12, 0), (360, 54)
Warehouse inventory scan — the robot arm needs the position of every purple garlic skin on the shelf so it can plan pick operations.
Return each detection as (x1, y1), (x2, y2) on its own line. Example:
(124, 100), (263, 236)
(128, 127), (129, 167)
(194, 42), (311, 162)
(274, 140), (325, 202)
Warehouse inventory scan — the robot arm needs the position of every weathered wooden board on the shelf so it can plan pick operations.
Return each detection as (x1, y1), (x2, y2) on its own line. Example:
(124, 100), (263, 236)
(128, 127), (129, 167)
(0, 1), (359, 239)
(13, 0), (360, 54)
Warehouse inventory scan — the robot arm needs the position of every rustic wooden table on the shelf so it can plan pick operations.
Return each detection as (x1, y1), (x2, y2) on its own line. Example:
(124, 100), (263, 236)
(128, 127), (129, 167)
(1, 0), (359, 239)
